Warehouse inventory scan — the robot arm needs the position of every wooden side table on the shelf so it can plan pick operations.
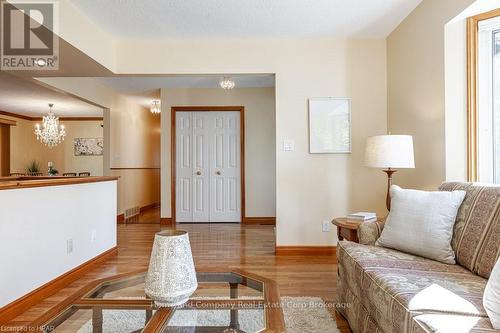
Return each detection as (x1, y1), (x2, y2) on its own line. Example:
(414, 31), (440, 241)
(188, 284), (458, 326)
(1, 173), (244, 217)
(331, 217), (360, 243)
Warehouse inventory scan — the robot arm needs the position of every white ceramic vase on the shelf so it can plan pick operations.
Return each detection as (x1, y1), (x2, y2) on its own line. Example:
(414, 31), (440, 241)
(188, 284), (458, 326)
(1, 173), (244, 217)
(144, 230), (198, 307)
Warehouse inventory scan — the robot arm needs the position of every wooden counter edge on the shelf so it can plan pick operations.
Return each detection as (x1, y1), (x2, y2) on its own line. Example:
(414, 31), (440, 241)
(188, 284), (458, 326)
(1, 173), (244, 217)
(0, 176), (120, 191)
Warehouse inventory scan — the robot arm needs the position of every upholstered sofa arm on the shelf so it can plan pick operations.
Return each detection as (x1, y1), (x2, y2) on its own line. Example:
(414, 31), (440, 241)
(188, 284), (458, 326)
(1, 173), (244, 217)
(358, 220), (385, 245)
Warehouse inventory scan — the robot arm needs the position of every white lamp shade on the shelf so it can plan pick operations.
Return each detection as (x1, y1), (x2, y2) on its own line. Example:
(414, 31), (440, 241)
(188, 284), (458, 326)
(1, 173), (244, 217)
(364, 135), (415, 169)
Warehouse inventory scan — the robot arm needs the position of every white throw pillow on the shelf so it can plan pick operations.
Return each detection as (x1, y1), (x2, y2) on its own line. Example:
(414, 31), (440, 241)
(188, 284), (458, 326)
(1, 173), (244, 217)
(375, 185), (466, 264)
(484, 258), (500, 329)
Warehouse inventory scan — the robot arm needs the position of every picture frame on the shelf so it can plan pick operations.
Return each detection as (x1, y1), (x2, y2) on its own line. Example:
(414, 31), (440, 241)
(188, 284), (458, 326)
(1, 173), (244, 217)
(74, 138), (104, 156)
(308, 97), (351, 154)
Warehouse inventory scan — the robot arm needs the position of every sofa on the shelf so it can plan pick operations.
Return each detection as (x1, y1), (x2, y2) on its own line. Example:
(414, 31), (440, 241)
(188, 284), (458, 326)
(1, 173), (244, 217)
(337, 182), (500, 333)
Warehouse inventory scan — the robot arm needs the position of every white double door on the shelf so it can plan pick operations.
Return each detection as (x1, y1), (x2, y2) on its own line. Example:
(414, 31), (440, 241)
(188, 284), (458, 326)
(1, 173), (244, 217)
(176, 111), (241, 223)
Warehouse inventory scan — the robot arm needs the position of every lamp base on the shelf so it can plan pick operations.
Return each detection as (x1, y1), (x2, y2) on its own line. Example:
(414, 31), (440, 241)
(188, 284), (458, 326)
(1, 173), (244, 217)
(382, 168), (397, 211)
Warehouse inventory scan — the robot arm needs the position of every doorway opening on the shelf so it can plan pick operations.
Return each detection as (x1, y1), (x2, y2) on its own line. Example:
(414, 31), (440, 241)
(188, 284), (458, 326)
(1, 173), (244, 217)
(0, 72), (106, 178)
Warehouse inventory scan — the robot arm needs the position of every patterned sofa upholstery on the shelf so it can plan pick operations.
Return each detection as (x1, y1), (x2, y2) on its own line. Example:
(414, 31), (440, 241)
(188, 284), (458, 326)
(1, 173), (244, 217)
(337, 182), (500, 333)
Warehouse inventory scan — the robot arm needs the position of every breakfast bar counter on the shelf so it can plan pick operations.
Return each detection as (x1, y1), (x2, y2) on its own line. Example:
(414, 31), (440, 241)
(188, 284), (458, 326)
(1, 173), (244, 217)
(0, 175), (119, 190)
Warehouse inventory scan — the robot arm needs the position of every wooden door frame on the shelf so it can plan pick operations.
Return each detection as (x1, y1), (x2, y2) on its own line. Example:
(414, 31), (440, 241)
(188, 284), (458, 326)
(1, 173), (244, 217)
(0, 124), (11, 177)
(466, 8), (500, 181)
(171, 106), (245, 224)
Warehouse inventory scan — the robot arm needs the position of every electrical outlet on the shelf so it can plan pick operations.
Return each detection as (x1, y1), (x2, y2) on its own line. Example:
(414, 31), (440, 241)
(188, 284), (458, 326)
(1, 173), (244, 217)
(91, 229), (97, 243)
(322, 220), (331, 232)
(67, 239), (73, 254)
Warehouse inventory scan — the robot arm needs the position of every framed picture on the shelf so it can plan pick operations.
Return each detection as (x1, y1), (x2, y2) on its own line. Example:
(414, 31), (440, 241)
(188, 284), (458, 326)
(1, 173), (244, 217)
(308, 97), (351, 154)
(74, 138), (104, 156)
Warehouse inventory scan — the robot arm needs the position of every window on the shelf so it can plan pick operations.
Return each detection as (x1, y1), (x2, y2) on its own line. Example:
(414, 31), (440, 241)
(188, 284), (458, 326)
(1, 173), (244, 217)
(477, 16), (500, 182)
(468, 10), (500, 183)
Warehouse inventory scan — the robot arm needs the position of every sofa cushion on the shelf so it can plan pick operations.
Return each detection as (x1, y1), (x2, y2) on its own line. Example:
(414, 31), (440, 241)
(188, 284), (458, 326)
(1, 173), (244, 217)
(338, 241), (489, 333)
(376, 185), (465, 264)
(439, 182), (500, 278)
(414, 314), (497, 333)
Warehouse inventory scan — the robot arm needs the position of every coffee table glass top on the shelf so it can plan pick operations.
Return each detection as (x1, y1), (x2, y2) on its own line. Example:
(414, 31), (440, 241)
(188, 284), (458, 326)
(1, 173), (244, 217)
(84, 272), (264, 301)
(162, 308), (265, 332)
(34, 270), (283, 333)
(43, 306), (157, 333)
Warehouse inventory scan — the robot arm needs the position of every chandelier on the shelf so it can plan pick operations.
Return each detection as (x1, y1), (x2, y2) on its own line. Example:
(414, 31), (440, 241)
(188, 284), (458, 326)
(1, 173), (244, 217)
(150, 100), (161, 114)
(34, 103), (66, 148)
(219, 77), (235, 90)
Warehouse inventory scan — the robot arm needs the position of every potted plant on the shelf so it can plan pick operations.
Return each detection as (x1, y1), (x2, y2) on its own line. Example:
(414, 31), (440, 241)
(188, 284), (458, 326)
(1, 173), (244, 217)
(47, 161), (58, 176)
(48, 166), (58, 176)
(26, 160), (40, 176)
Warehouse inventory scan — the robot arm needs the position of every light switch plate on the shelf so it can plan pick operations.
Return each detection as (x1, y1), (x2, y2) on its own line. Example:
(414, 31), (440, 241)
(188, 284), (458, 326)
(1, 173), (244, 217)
(67, 239), (73, 254)
(283, 140), (295, 151)
(322, 220), (331, 232)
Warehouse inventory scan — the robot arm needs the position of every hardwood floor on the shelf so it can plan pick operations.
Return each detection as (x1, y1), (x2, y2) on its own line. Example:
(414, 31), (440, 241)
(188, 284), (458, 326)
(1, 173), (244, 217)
(4, 208), (350, 332)
(136, 205), (161, 224)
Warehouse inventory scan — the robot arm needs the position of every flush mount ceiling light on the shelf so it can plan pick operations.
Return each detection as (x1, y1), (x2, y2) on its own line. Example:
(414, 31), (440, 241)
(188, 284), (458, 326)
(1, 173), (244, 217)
(150, 100), (161, 114)
(219, 77), (235, 90)
(34, 103), (66, 148)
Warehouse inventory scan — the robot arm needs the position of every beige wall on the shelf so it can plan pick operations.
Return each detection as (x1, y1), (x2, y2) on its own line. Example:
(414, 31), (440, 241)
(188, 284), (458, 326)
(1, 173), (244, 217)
(109, 96), (161, 214)
(62, 121), (103, 175)
(110, 168), (160, 214)
(160, 87), (276, 218)
(109, 96), (161, 169)
(9, 116), (103, 176)
(445, 17), (468, 182)
(387, 0), (475, 190)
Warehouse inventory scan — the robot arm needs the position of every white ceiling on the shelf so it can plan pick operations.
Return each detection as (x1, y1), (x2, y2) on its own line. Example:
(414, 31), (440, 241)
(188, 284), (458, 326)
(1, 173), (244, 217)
(0, 74), (103, 117)
(96, 75), (275, 93)
(71, 0), (422, 39)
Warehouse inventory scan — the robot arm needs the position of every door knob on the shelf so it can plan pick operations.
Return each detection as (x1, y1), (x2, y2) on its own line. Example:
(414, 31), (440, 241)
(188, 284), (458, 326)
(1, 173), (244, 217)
(196, 171), (202, 175)
(216, 171), (221, 175)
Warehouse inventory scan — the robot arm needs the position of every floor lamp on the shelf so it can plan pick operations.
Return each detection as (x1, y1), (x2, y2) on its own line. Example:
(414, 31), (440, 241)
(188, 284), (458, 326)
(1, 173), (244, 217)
(364, 135), (415, 211)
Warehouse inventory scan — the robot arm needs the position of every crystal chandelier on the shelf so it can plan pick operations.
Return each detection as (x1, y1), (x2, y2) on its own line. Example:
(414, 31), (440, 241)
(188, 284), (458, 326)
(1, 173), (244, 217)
(150, 100), (161, 114)
(219, 77), (235, 90)
(34, 103), (66, 148)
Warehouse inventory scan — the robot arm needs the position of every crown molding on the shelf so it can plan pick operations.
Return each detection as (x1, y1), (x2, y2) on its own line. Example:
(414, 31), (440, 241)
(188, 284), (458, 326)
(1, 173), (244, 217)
(0, 111), (102, 122)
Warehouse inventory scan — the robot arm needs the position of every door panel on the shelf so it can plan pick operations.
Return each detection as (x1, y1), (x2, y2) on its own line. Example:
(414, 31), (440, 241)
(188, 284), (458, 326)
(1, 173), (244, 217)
(191, 112), (210, 222)
(176, 112), (193, 222)
(209, 112), (241, 222)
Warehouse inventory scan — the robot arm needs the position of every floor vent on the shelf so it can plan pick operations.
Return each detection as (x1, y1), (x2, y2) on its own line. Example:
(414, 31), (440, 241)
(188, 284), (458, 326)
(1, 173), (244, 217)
(124, 206), (140, 223)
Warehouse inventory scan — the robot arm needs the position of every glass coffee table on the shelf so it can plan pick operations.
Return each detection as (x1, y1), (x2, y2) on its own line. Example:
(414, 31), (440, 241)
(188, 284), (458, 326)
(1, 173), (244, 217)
(29, 269), (285, 333)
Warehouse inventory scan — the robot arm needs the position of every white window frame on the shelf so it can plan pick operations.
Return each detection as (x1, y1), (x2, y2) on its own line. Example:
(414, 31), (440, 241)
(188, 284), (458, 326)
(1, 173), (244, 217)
(477, 16), (500, 183)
